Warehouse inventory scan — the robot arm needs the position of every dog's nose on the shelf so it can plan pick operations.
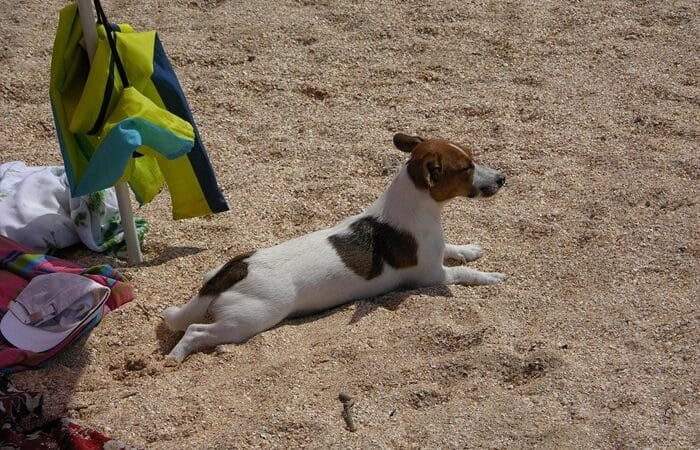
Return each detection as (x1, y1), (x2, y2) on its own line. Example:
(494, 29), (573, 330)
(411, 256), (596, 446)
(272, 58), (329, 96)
(496, 173), (506, 187)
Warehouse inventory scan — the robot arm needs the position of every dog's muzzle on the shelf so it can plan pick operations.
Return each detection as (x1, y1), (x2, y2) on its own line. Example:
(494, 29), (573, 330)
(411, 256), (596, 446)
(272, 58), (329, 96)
(469, 165), (505, 198)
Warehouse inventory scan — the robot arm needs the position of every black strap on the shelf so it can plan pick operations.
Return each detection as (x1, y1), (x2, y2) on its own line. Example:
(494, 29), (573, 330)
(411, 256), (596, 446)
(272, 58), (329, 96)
(87, 54), (115, 135)
(92, 0), (129, 88)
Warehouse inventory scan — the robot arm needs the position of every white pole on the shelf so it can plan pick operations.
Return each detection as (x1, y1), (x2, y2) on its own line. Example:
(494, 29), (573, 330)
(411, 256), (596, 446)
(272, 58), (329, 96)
(114, 184), (143, 264)
(76, 0), (143, 264)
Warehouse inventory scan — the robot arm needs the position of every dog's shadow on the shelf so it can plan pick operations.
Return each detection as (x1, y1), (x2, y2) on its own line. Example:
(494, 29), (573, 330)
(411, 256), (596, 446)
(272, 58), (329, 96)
(346, 285), (453, 324)
(284, 285), (454, 328)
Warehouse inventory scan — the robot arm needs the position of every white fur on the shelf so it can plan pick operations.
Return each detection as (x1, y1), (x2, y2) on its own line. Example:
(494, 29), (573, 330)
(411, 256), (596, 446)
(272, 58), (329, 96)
(163, 145), (505, 364)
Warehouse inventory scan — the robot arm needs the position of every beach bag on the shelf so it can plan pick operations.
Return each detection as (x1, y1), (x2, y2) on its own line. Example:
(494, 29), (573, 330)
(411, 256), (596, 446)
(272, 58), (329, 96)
(50, 1), (229, 219)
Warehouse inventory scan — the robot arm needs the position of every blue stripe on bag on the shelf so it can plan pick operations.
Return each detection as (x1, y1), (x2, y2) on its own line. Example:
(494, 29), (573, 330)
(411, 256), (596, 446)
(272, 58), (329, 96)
(150, 35), (229, 214)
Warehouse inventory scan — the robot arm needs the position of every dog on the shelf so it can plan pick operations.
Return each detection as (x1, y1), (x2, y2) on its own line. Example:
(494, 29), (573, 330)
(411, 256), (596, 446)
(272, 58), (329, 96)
(162, 133), (506, 364)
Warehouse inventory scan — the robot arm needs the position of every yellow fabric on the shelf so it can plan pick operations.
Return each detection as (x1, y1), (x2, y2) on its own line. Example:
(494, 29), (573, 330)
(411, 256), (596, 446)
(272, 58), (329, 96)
(102, 87), (194, 144)
(69, 27), (154, 134)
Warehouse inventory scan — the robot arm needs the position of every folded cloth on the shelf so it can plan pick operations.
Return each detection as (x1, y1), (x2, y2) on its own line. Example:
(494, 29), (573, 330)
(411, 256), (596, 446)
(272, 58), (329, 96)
(0, 161), (148, 254)
(0, 375), (139, 449)
(0, 235), (134, 373)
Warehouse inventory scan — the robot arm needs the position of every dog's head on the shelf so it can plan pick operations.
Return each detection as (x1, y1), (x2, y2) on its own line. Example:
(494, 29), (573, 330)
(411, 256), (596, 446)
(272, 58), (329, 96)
(393, 133), (505, 202)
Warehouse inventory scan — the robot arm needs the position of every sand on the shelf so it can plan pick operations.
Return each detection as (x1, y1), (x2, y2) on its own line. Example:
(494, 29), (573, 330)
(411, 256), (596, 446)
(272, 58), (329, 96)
(1, 0), (698, 448)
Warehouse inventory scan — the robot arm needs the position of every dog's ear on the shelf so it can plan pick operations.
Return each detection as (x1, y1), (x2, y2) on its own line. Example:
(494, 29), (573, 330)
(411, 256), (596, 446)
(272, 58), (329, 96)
(422, 154), (443, 187)
(393, 133), (423, 153)
(407, 152), (442, 190)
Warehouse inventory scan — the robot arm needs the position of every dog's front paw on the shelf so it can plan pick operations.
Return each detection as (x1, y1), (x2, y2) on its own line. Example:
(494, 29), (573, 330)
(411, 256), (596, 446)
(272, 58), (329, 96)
(460, 244), (483, 261)
(482, 271), (507, 285)
(445, 267), (506, 286)
(445, 244), (483, 263)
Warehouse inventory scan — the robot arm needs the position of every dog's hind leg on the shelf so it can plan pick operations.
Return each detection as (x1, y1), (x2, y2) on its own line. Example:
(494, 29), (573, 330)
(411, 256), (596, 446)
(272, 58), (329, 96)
(161, 266), (227, 332)
(162, 294), (216, 332)
(165, 295), (292, 364)
(165, 321), (241, 364)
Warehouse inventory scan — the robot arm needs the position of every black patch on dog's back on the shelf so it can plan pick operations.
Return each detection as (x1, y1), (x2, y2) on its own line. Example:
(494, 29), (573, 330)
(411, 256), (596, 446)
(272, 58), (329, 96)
(199, 251), (255, 296)
(328, 217), (418, 280)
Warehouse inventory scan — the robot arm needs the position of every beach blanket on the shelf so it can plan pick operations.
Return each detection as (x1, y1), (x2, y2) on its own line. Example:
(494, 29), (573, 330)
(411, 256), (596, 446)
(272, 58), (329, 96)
(0, 161), (148, 254)
(0, 235), (134, 373)
(0, 375), (138, 449)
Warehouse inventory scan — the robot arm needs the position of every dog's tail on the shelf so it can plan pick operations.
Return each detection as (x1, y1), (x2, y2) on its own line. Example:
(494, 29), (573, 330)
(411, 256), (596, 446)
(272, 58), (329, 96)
(162, 294), (216, 331)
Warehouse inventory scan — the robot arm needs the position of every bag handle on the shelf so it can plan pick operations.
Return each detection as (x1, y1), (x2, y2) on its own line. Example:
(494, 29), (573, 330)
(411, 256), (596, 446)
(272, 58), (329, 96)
(92, 0), (130, 88)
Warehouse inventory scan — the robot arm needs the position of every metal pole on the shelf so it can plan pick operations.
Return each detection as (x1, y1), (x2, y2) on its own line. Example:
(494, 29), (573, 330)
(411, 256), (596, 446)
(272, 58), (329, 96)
(76, 0), (143, 264)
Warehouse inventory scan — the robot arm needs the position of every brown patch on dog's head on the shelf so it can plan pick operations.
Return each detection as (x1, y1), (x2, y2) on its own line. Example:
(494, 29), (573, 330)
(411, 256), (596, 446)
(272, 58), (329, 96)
(394, 133), (477, 202)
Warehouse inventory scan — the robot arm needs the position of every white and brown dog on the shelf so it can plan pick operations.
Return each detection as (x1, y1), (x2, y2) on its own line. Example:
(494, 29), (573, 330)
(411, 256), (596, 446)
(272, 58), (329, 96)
(163, 133), (506, 363)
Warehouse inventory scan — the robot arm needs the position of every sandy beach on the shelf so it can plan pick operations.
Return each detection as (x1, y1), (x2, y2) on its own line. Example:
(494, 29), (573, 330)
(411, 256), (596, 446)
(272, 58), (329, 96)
(1, 0), (697, 448)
